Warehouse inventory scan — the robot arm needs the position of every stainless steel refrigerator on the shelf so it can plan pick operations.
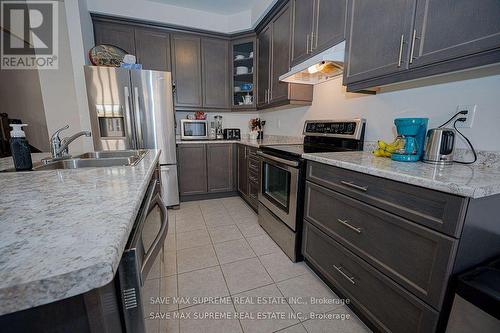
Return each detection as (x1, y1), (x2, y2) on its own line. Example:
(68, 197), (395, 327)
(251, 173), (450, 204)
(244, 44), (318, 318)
(84, 66), (179, 206)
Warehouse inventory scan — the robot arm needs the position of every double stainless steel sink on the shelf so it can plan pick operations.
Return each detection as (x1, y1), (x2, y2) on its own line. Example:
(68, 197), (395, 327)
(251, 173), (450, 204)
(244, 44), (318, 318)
(31, 150), (148, 171)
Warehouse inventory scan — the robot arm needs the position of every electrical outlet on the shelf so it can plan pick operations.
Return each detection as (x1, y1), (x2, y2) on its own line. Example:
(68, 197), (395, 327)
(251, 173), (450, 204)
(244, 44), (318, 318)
(455, 105), (477, 128)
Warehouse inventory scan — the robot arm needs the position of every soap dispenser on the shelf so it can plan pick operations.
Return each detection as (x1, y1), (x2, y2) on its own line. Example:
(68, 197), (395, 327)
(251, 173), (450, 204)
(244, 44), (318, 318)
(9, 124), (33, 171)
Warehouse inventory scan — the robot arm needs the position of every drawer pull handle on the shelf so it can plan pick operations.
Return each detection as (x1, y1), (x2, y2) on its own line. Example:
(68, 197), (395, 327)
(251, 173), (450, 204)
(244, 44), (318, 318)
(340, 181), (368, 192)
(333, 265), (356, 285)
(337, 219), (362, 234)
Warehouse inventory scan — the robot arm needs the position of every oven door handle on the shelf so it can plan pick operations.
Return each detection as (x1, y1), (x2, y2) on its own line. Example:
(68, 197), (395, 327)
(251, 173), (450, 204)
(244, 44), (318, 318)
(140, 194), (168, 285)
(257, 151), (299, 167)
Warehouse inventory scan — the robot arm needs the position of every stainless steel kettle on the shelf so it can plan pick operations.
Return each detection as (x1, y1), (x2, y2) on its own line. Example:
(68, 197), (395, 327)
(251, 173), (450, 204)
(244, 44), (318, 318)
(423, 128), (455, 165)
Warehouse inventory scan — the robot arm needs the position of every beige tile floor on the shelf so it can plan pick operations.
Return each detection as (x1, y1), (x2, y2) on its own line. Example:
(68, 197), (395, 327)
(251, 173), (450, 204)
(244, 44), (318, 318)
(143, 197), (371, 333)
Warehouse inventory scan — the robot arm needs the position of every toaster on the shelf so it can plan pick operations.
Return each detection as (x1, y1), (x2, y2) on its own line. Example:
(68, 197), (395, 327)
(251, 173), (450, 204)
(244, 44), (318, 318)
(223, 128), (241, 140)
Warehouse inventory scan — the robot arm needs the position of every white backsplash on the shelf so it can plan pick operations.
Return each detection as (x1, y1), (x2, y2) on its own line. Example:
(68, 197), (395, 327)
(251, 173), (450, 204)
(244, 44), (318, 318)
(259, 74), (500, 152)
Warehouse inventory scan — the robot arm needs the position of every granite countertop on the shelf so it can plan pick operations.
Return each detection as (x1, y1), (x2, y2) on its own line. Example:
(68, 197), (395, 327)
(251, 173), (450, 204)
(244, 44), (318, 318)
(0, 149), (160, 315)
(302, 151), (500, 199)
(176, 135), (303, 148)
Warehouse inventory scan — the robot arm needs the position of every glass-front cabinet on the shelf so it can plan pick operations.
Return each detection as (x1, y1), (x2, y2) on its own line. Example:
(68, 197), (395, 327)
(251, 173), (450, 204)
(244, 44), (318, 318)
(231, 36), (257, 110)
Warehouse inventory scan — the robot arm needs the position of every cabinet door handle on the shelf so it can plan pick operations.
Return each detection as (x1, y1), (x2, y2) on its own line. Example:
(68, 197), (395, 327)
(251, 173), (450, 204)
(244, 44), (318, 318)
(310, 32), (315, 52)
(409, 29), (419, 64)
(397, 34), (405, 67)
(306, 34), (310, 54)
(340, 180), (368, 192)
(337, 219), (362, 234)
(333, 265), (356, 285)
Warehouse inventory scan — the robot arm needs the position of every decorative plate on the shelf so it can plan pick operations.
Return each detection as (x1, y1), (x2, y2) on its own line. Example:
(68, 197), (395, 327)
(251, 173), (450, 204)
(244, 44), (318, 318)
(89, 44), (127, 67)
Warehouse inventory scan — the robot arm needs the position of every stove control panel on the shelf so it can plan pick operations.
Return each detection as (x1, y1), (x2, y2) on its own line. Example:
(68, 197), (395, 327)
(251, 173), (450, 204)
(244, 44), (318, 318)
(303, 119), (366, 140)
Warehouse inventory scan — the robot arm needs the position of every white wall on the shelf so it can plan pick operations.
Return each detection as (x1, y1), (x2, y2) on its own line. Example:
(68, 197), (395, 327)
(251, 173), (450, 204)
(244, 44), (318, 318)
(250, 0), (277, 28)
(86, 0), (252, 33)
(37, 0), (93, 154)
(0, 67), (50, 151)
(78, 0), (95, 63)
(260, 73), (500, 151)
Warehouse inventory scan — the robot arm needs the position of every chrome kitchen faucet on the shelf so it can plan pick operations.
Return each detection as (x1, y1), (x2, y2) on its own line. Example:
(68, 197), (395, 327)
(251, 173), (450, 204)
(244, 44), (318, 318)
(49, 125), (92, 160)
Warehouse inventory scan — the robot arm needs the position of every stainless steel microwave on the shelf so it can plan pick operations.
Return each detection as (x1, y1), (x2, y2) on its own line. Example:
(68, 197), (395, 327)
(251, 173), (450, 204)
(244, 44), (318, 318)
(180, 119), (208, 140)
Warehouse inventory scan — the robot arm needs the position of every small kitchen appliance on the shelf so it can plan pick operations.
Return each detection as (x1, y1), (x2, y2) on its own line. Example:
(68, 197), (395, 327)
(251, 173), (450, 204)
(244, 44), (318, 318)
(223, 128), (241, 140)
(214, 115), (224, 140)
(423, 128), (455, 165)
(180, 119), (208, 140)
(391, 118), (428, 162)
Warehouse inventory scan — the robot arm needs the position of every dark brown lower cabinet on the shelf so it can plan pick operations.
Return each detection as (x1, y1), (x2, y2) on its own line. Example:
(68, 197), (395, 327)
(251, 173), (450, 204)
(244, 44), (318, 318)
(207, 144), (235, 193)
(237, 144), (260, 211)
(303, 221), (439, 333)
(178, 144), (207, 196)
(304, 181), (457, 309)
(237, 144), (249, 195)
(178, 143), (236, 199)
(303, 161), (500, 332)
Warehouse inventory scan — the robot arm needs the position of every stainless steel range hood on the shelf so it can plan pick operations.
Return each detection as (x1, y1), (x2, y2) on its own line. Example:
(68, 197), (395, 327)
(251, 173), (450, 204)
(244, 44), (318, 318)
(279, 41), (345, 85)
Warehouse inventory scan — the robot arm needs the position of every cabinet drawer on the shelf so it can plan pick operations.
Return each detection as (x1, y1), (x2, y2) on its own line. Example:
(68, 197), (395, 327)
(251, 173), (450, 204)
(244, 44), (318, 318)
(248, 157), (260, 173)
(248, 169), (259, 184)
(305, 181), (457, 309)
(248, 181), (259, 210)
(306, 162), (468, 237)
(303, 222), (439, 333)
(247, 146), (258, 156)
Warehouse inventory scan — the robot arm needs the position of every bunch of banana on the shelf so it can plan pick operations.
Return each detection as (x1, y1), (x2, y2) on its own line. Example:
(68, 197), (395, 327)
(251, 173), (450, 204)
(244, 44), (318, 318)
(372, 138), (404, 157)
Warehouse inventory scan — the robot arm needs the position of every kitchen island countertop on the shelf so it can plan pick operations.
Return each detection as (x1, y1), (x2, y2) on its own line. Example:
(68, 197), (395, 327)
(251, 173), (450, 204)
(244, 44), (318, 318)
(302, 151), (500, 199)
(0, 149), (160, 315)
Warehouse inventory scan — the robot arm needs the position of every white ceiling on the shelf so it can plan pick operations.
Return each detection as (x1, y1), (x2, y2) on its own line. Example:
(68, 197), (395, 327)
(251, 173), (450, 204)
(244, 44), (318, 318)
(150, 0), (260, 15)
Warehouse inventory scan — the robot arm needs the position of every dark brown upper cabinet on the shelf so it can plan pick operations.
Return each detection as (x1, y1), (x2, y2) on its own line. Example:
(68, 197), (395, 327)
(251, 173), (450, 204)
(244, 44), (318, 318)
(270, 4), (292, 103)
(344, 0), (500, 91)
(201, 38), (230, 109)
(291, 0), (315, 65)
(314, 0), (347, 53)
(257, 25), (272, 107)
(134, 28), (171, 71)
(344, 0), (416, 84)
(171, 34), (203, 108)
(93, 21), (136, 54)
(257, 3), (313, 110)
(291, 0), (347, 67)
(410, 0), (500, 69)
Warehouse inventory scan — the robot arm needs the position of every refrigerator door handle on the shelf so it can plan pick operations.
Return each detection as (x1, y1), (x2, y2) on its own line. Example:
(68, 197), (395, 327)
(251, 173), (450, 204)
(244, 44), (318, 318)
(134, 86), (144, 149)
(123, 86), (136, 149)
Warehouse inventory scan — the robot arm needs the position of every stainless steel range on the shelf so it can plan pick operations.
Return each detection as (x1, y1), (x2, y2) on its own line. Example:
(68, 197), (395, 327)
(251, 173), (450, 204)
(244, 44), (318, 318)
(257, 119), (366, 262)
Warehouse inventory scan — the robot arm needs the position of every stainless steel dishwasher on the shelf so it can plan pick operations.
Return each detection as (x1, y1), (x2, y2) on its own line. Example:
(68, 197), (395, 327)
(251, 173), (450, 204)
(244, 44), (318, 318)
(116, 174), (169, 333)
